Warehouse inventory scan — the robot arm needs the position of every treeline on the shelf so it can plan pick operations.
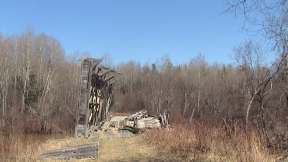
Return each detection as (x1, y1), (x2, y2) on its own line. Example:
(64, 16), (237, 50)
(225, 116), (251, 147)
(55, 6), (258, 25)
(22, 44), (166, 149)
(0, 32), (80, 134)
(1, 32), (288, 148)
(114, 42), (288, 148)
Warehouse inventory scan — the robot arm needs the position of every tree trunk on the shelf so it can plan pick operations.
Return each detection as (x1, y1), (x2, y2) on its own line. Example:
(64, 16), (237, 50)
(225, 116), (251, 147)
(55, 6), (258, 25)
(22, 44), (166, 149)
(189, 108), (195, 123)
(246, 92), (256, 130)
(183, 92), (188, 116)
(21, 43), (31, 113)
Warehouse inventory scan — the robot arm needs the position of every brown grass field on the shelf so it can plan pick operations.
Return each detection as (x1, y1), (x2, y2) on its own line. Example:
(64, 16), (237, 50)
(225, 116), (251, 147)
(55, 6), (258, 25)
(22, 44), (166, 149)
(144, 123), (280, 162)
(1, 123), (284, 162)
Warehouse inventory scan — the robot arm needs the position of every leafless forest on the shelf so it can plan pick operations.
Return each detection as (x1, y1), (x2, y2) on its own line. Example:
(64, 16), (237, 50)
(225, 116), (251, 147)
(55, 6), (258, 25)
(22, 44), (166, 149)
(1, 0), (288, 161)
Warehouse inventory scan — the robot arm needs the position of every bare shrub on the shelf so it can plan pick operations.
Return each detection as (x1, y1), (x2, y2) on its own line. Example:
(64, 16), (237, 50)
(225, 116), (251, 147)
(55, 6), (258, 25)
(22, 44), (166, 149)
(144, 123), (276, 162)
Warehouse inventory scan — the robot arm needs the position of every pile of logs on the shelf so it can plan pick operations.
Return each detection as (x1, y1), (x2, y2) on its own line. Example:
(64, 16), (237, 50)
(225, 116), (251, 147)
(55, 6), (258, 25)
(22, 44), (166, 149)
(129, 110), (169, 129)
(107, 110), (169, 132)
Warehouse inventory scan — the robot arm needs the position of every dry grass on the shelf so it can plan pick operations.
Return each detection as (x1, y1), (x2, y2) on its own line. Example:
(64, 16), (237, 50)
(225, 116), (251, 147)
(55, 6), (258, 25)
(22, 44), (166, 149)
(144, 123), (278, 162)
(0, 132), (72, 162)
(97, 132), (157, 161)
(0, 123), (282, 162)
(0, 131), (157, 162)
(0, 133), (51, 161)
(38, 131), (158, 162)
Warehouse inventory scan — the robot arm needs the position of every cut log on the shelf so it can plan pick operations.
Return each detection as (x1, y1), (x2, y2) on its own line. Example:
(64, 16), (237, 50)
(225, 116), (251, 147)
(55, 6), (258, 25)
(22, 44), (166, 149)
(136, 117), (161, 129)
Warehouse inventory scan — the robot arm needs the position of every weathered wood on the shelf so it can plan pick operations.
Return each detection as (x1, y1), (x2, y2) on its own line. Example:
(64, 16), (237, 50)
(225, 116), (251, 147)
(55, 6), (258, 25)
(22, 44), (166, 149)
(126, 110), (169, 129)
(127, 110), (148, 120)
(122, 110), (167, 130)
(136, 117), (161, 129)
(39, 143), (98, 160)
(75, 59), (90, 137)
(75, 58), (119, 137)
